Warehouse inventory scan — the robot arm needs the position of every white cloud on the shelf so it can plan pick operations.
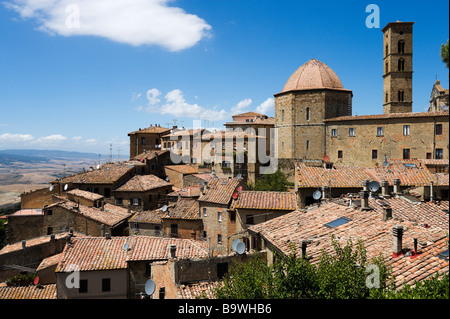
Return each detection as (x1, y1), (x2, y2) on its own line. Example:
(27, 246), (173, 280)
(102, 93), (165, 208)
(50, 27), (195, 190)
(38, 134), (67, 142)
(256, 98), (275, 115)
(85, 138), (97, 144)
(146, 89), (229, 121)
(146, 88), (161, 105)
(4, 0), (212, 51)
(231, 98), (252, 115)
(0, 133), (35, 142)
(72, 136), (82, 141)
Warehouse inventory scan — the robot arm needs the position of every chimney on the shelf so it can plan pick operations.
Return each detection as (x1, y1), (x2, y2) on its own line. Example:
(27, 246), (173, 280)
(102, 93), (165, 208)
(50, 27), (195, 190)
(363, 179), (370, 191)
(300, 239), (309, 259)
(381, 180), (389, 197)
(128, 203), (131, 215)
(321, 186), (328, 200)
(105, 232), (111, 239)
(430, 181), (434, 202)
(392, 225), (403, 257)
(101, 201), (105, 211)
(360, 190), (370, 210)
(382, 206), (393, 221)
(393, 179), (401, 195)
(170, 244), (176, 259)
(50, 234), (56, 243)
(22, 240), (26, 249)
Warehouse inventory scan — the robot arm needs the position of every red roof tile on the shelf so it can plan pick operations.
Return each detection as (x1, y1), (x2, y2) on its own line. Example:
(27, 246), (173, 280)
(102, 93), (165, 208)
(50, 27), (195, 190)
(231, 191), (297, 211)
(114, 174), (172, 192)
(0, 284), (56, 299)
(199, 178), (242, 205)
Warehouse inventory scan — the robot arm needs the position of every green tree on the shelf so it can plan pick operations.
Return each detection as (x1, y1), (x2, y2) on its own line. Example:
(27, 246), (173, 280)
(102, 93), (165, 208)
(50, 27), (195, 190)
(247, 169), (289, 192)
(441, 39), (449, 68)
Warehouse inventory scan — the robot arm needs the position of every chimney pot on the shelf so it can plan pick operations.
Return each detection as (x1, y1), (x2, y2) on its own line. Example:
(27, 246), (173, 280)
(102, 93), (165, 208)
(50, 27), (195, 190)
(105, 232), (111, 239)
(360, 190), (370, 210)
(392, 225), (404, 256)
(363, 179), (370, 191)
(321, 186), (328, 200)
(393, 179), (401, 195)
(383, 206), (393, 221)
(50, 234), (55, 242)
(300, 239), (309, 259)
(170, 244), (176, 259)
(381, 180), (389, 197)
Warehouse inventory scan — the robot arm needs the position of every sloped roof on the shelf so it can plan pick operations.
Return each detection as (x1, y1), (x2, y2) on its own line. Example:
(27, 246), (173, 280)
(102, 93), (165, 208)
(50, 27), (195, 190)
(67, 189), (104, 201)
(177, 281), (220, 299)
(58, 162), (136, 185)
(198, 178), (242, 205)
(164, 198), (200, 220)
(0, 284), (56, 299)
(128, 207), (167, 224)
(231, 191), (297, 211)
(165, 165), (198, 175)
(114, 174), (172, 192)
(128, 126), (171, 135)
(324, 111), (449, 122)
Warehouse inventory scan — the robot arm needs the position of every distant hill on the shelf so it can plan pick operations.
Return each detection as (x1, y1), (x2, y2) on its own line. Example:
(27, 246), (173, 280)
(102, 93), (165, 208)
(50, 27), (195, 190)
(0, 149), (105, 160)
(0, 153), (49, 165)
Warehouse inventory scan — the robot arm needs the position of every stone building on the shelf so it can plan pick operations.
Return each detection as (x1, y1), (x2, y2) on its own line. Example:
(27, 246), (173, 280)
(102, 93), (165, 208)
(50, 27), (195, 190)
(428, 79), (449, 112)
(131, 149), (172, 177)
(161, 198), (203, 240)
(128, 125), (171, 158)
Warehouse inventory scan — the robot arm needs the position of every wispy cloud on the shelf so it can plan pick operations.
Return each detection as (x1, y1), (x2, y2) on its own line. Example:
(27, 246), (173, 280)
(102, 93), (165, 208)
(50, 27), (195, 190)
(0, 133), (35, 142)
(255, 98), (275, 115)
(231, 98), (252, 115)
(4, 0), (212, 51)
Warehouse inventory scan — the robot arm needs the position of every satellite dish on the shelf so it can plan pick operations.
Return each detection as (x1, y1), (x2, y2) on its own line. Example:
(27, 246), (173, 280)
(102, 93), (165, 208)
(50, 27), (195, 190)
(323, 155), (330, 162)
(313, 190), (322, 200)
(368, 181), (380, 192)
(144, 279), (156, 296)
(64, 184), (68, 191)
(123, 242), (129, 251)
(162, 205), (168, 212)
(232, 239), (241, 251)
(33, 276), (40, 285)
(96, 164), (100, 169)
(237, 185), (243, 192)
(166, 176), (170, 182)
(235, 242), (246, 255)
(232, 191), (239, 199)
(236, 173), (242, 179)
(49, 185), (54, 192)
(211, 169), (216, 176)
(383, 155), (390, 167)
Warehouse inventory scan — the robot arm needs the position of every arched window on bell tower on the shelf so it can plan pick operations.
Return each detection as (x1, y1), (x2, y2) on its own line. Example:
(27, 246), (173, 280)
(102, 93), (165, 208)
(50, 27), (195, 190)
(398, 58), (405, 71)
(398, 40), (405, 54)
(398, 90), (404, 102)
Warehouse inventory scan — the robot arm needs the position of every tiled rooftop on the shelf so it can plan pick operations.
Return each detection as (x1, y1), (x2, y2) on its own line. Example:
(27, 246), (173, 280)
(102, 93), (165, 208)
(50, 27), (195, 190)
(128, 126), (171, 135)
(165, 165), (198, 175)
(324, 111), (449, 122)
(168, 185), (202, 198)
(177, 281), (219, 299)
(0, 284), (56, 299)
(198, 178), (242, 205)
(128, 207), (167, 224)
(56, 236), (210, 272)
(57, 162), (137, 185)
(231, 191), (297, 211)
(114, 174), (172, 192)
(36, 253), (63, 271)
(132, 149), (169, 162)
(67, 188), (104, 201)
(8, 209), (43, 216)
(164, 198), (200, 220)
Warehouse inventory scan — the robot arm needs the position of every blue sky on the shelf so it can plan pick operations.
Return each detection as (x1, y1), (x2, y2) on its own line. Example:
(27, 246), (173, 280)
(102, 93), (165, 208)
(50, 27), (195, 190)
(0, 0), (448, 155)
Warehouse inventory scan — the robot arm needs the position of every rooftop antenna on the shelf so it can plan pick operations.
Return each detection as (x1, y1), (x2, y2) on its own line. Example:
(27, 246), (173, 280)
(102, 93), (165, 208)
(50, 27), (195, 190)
(63, 163), (66, 178)
(383, 155), (390, 168)
(117, 147), (121, 162)
(172, 119), (178, 127)
(98, 154), (101, 167)
(109, 144), (113, 163)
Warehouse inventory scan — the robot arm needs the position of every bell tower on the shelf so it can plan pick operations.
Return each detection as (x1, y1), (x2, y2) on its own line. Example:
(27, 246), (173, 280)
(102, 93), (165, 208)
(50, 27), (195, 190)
(382, 21), (414, 114)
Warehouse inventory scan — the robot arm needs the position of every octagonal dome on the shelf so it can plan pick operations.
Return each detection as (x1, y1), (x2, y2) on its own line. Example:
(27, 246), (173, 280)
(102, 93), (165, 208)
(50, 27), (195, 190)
(282, 59), (345, 93)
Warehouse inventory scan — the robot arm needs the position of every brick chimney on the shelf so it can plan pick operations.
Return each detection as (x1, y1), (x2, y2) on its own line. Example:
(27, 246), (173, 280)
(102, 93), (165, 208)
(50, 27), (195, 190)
(392, 225), (403, 257)
(393, 179), (401, 195)
(360, 190), (370, 210)
(381, 180), (389, 197)
(363, 179), (370, 191)
(300, 239), (309, 259)
(382, 206), (393, 221)
(170, 244), (177, 259)
(321, 186), (329, 200)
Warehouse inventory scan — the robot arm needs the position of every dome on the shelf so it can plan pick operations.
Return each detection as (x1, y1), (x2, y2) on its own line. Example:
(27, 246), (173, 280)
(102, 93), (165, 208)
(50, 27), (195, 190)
(281, 59), (345, 93)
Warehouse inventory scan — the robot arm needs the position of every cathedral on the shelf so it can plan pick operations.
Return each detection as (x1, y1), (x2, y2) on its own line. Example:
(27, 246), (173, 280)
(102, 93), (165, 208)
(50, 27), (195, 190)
(274, 21), (449, 175)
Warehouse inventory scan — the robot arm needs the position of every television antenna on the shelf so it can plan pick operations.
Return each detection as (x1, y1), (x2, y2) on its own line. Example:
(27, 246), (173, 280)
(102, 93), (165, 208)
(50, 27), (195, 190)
(49, 185), (54, 192)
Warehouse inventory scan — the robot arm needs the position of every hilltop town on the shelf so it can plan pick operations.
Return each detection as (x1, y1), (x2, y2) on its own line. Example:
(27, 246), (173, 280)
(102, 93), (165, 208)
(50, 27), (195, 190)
(0, 21), (448, 300)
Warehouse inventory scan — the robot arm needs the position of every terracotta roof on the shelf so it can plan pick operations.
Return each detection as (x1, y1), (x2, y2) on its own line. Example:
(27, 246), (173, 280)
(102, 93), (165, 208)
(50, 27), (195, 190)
(231, 191), (297, 211)
(281, 59), (348, 93)
(324, 111), (449, 122)
(0, 284), (56, 299)
(161, 128), (207, 138)
(48, 200), (132, 227)
(132, 149), (169, 162)
(248, 197), (449, 287)
(419, 159), (449, 166)
(191, 173), (217, 182)
(36, 253), (63, 271)
(128, 126), (171, 135)
(165, 165), (198, 175)
(164, 198), (200, 220)
(198, 178), (242, 205)
(434, 173), (449, 186)
(168, 185), (202, 198)
(225, 117), (275, 126)
(67, 189), (104, 201)
(58, 162), (136, 185)
(114, 174), (172, 192)
(232, 112), (266, 118)
(8, 209), (43, 216)
(177, 281), (220, 299)
(128, 207), (166, 224)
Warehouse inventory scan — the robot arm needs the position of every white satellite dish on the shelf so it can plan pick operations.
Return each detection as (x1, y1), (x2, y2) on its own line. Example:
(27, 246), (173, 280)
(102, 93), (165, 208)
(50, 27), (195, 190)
(96, 164), (100, 169)
(166, 176), (170, 182)
(313, 190), (322, 201)
(235, 242), (246, 255)
(64, 184), (68, 191)
(368, 181), (380, 192)
(232, 239), (241, 251)
(236, 173), (242, 179)
(161, 205), (168, 212)
(49, 185), (54, 192)
(123, 242), (129, 251)
(144, 279), (156, 296)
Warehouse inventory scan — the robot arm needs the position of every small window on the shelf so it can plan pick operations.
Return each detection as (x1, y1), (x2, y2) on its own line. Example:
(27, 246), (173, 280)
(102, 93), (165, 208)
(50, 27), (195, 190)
(133, 198), (140, 206)
(47, 226), (53, 235)
(324, 217), (351, 228)
(385, 92), (388, 103)
(145, 263), (151, 277)
(403, 148), (410, 160)
(159, 288), (165, 299)
(426, 152), (432, 159)
(338, 150), (343, 159)
(436, 148), (443, 160)
(403, 125), (410, 136)
(218, 211), (222, 222)
(281, 109), (285, 122)
(229, 211), (236, 223)
(79, 279), (88, 293)
(398, 59), (405, 71)
(246, 215), (254, 225)
(203, 207), (207, 217)
(372, 150), (378, 159)
(435, 124), (443, 135)
(376, 127), (384, 136)
(171, 224), (178, 236)
(306, 107), (310, 121)
(117, 198), (123, 205)
(47, 209), (53, 216)
(398, 90), (405, 102)
(141, 137), (146, 145)
(102, 278), (111, 292)
(385, 61), (389, 73)
(348, 128), (355, 137)
(217, 262), (229, 279)
(398, 40), (405, 54)
(218, 234), (222, 244)
(306, 140), (310, 150)
(331, 129), (337, 137)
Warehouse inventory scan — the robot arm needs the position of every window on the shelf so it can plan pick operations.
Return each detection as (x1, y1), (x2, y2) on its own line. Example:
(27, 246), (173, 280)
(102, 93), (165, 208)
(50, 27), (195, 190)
(306, 140), (310, 150)
(203, 208), (207, 217)
(145, 263), (151, 277)
(47, 209), (53, 216)
(398, 58), (405, 71)
(218, 234), (222, 244)
(376, 127), (384, 136)
(104, 188), (111, 198)
(218, 211), (222, 222)
(281, 109), (285, 122)
(246, 215), (254, 225)
(117, 198), (123, 206)
(348, 128), (355, 137)
(171, 224), (178, 236)
(385, 44), (388, 56)
(435, 124), (443, 135)
(306, 107), (310, 121)
(398, 90), (404, 102)
(372, 150), (378, 159)
(133, 198), (140, 206)
(141, 137), (146, 145)
(229, 211), (236, 223)
(47, 226), (53, 235)
(436, 148), (443, 159)
(217, 262), (229, 279)
(159, 288), (165, 299)
(398, 40), (405, 54)
(403, 148), (410, 160)
(385, 61), (389, 73)
(79, 279), (88, 293)
(102, 278), (111, 292)
(403, 125), (410, 136)
(426, 152), (432, 159)
(338, 150), (343, 159)
(331, 129), (337, 137)
(385, 92), (388, 103)
(324, 217), (351, 228)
